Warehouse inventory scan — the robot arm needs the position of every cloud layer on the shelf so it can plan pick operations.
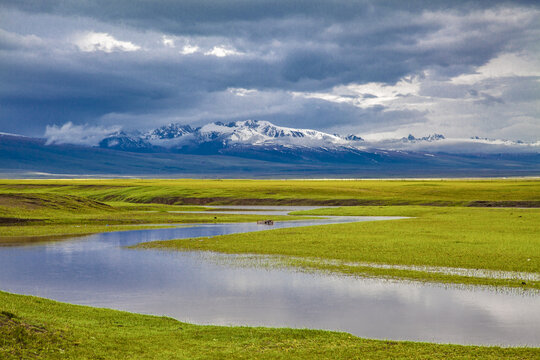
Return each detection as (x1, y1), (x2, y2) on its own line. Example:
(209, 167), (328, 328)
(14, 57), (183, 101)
(0, 1), (539, 145)
(45, 122), (121, 146)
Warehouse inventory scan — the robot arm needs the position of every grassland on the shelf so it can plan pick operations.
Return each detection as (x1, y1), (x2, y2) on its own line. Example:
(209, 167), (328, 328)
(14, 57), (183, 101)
(2, 291), (538, 360)
(1, 178), (537, 237)
(1, 179), (538, 284)
(1, 179), (539, 357)
(0, 178), (538, 206)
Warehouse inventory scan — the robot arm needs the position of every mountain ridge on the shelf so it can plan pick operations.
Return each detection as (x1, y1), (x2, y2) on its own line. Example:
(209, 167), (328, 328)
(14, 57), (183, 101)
(87, 120), (537, 155)
(1, 131), (538, 177)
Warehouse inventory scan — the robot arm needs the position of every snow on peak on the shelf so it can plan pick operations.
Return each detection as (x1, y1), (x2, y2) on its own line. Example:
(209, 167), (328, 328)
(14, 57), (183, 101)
(363, 133), (539, 153)
(402, 134), (445, 142)
(144, 123), (196, 140)
(40, 120), (538, 154)
(343, 134), (364, 141)
(197, 119), (353, 147)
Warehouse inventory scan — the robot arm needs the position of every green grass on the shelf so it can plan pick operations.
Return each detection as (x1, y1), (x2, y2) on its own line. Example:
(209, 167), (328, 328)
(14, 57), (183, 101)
(137, 206), (540, 289)
(0, 179), (539, 206)
(1, 179), (539, 357)
(1, 291), (538, 359)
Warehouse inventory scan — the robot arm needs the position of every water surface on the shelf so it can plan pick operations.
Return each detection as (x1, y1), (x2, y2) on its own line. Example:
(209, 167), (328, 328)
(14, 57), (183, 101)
(0, 212), (538, 346)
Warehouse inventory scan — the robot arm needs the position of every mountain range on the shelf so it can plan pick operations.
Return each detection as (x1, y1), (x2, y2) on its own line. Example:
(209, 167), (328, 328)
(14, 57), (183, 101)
(1, 120), (539, 178)
(96, 120), (362, 153)
(47, 119), (533, 154)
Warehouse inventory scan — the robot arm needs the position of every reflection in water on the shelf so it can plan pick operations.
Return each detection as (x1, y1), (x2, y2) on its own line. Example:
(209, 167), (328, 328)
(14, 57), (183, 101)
(0, 214), (538, 346)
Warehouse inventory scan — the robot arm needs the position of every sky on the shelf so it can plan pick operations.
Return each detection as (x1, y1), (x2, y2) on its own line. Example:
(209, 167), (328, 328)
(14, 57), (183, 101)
(0, 0), (539, 142)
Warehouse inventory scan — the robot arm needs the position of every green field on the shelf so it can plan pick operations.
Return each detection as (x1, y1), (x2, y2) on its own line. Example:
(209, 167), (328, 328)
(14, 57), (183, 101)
(2, 291), (538, 360)
(1, 179), (539, 357)
(1, 179), (539, 284)
(0, 178), (539, 206)
(1, 178), (538, 239)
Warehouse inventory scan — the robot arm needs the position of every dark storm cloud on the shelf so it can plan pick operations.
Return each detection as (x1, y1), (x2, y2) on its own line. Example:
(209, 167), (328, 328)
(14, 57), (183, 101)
(0, 50), (187, 134)
(190, 92), (427, 133)
(0, 0), (539, 140)
(3, 1), (538, 32)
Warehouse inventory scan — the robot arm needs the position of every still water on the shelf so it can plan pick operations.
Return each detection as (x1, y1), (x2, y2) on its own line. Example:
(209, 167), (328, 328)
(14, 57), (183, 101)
(0, 211), (538, 346)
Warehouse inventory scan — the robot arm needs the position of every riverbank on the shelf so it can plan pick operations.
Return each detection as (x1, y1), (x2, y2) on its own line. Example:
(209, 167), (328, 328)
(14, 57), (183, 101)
(2, 291), (538, 359)
(0, 194), (302, 240)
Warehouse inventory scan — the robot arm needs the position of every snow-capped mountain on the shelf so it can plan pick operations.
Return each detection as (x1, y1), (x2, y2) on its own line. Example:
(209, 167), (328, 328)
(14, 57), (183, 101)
(145, 124), (196, 140)
(41, 119), (539, 155)
(402, 134), (445, 142)
(99, 131), (152, 151)
(140, 120), (360, 149)
(368, 134), (539, 154)
(344, 134), (364, 141)
(2, 125), (538, 177)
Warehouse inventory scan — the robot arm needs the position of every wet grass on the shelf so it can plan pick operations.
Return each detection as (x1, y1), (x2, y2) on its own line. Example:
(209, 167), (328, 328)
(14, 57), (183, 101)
(1, 291), (538, 359)
(137, 206), (540, 289)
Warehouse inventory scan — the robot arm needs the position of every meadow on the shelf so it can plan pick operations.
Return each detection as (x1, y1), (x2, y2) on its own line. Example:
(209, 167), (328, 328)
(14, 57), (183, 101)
(0, 178), (538, 206)
(1, 179), (539, 358)
(2, 178), (536, 287)
(1, 178), (537, 239)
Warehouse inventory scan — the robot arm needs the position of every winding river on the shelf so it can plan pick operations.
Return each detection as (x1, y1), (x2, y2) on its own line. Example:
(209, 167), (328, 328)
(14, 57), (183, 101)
(0, 207), (538, 346)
